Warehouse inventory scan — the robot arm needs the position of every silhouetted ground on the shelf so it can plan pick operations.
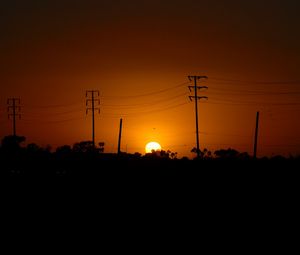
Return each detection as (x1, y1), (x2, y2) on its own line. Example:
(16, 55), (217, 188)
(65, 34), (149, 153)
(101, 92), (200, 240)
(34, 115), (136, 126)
(2, 151), (298, 238)
(1, 152), (299, 175)
(1, 135), (299, 202)
(2, 138), (298, 254)
(1, 152), (299, 194)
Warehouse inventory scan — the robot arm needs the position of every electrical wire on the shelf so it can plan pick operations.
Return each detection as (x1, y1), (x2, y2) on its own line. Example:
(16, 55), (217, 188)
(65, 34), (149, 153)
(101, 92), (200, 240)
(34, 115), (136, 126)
(26, 101), (83, 109)
(203, 96), (300, 106)
(2, 77), (300, 126)
(210, 77), (300, 85)
(22, 116), (85, 124)
(210, 86), (300, 94)
(24, 108), (85, 117)
(102, 81), (189, 99)
(101, 101), (190, 118)
(101, 92), (189, 109)
(208, 90), (300, 96)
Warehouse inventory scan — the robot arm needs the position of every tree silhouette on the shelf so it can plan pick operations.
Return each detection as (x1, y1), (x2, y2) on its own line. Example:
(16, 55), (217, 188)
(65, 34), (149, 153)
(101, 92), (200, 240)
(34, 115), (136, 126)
(212, 148), (251, 160)
(55, 145), (72, 158)
(191, 147), (211, 159)
(73, 141), (94, 153)
(72, 141), (105, 153)
(144, 149), (177, 160)
(26, 143), (41, 154)
(98, 142), (105, 153)
(1, 135), (25, 153)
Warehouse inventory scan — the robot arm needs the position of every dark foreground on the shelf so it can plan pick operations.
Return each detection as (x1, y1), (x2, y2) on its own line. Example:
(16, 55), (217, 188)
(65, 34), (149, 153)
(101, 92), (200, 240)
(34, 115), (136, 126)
(2, 154), (299, 192)
(2, 154), (298, 236)
(1, 153), (299, 173)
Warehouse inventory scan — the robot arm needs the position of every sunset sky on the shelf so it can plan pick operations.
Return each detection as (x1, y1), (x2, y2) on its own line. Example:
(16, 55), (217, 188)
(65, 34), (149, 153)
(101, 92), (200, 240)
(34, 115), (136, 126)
(1, 0), (300, 157)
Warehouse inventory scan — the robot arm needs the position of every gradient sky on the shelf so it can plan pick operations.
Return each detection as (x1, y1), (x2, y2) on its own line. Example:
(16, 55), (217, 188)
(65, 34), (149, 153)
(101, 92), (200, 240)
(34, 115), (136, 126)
(1, 0), (300, 157)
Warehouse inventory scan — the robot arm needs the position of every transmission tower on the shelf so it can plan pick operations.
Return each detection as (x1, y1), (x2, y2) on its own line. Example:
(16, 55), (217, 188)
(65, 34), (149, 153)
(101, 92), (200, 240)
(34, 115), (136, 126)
(7, 98), (21, 137)
(86, 90), (100, 148)
(188, 76), (208, 158)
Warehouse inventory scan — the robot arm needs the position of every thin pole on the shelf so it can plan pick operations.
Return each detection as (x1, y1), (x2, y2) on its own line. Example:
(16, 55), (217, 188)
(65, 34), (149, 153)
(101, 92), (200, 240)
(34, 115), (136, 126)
(193, 77), (200, 158)
(118, 118), (123, 154)
(91, 92), (95, 148)
(253, 111), (260, 159)
(86, 90), (100, 149)
(8, 98), (21, 137)
(188, 76), (208, 158)
(12, 99), (16, 137)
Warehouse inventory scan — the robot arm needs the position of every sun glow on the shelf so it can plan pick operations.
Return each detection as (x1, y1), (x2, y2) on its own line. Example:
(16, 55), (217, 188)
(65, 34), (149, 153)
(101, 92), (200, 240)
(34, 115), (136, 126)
(145, 142), (161, 153)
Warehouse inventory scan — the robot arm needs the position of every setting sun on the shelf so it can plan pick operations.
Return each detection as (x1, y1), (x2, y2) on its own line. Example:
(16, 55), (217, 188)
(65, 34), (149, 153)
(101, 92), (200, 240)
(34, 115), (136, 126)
(145, 142), (161, 153)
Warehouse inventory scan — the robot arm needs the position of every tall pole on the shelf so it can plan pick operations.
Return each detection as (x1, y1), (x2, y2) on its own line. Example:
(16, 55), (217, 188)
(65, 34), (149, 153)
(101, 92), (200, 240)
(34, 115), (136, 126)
(12, 99), (16, 136)
(118, 118), (123, 155)
(86, 90), (100, 148)
(91, 92), (95, 148)
(193, 77), (200, 158)
(253, 111), (260, 159)
(188, 76), (208, 158)
(7, 98), (21, 137)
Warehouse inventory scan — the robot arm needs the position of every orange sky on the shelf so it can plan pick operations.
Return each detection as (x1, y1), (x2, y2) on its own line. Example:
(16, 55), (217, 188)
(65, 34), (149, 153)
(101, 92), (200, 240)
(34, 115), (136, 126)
(1, 0), (300, 157)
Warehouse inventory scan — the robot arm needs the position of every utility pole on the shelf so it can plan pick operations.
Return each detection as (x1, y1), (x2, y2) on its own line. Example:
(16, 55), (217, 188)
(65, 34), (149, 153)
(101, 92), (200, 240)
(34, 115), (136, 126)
(118, 118), (123, 155)
(188, 76), (208, 158)
(253, 111), (260, 159)
(86, 90), (100, 148)
(7, 98), (21, 137)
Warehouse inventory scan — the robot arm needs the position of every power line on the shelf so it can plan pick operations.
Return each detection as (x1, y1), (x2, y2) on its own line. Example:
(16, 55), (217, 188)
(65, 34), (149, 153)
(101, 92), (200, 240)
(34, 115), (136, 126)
(188, 75), (208, 158)
(101, 92), (189, 108)
(209, 90), (300, 96)
(199, 131), (252, 138)
(7, 98), (21, 136)
(24, 108), (84, 117)
(86, 90), (100, 148)
(26, 101), (82, 109)
(210, 77), (300, 85)
(22, 116), (85, 124)
(103, 81), (189, 99)
(206, 97), (300, 106)
(101, 101), (190, 118)
(210, 86), (300, 94)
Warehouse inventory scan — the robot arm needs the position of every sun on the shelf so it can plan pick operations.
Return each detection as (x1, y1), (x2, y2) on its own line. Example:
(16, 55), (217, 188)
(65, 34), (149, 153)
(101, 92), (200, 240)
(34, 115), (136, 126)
(145, 142), (161, 153)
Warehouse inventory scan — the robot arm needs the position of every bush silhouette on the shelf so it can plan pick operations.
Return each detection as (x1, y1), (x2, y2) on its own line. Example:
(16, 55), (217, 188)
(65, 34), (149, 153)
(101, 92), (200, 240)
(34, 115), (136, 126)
(1, 135), (26, 153)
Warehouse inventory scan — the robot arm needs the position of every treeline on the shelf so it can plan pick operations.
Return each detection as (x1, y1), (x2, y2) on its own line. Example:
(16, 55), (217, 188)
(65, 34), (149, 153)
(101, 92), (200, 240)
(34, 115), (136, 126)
(0, 135), (299, 176)
(1, 135), (298, 160)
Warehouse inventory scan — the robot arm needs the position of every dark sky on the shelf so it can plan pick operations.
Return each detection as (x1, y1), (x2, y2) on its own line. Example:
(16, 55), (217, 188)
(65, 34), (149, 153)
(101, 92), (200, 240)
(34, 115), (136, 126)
(1, 0), (300, 157)
(2, 0), (299, 76)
